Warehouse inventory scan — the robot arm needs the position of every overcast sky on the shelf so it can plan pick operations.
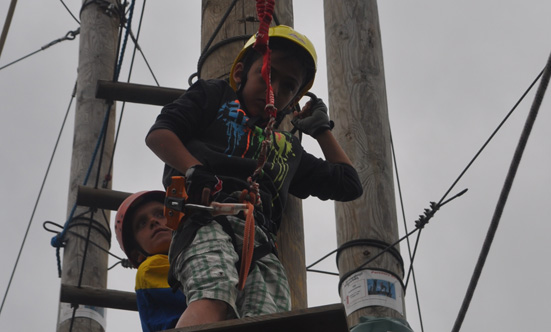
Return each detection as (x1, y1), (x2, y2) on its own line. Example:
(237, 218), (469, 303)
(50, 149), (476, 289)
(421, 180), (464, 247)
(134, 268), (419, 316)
(1, 1), (550, 331)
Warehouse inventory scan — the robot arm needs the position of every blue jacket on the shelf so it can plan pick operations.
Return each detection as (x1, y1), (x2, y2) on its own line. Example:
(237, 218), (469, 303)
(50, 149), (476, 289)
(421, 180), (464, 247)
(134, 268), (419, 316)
(135, 255), (187, 332)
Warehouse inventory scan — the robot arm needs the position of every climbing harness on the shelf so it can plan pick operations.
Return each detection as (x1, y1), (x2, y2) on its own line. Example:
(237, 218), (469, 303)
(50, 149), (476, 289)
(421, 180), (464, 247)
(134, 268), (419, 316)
(164, 176), (260, 290)
(164, 177), (251, 231)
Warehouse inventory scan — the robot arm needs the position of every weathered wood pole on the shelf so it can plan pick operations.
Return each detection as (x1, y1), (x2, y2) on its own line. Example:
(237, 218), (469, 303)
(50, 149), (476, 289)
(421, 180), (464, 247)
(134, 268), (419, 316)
(200, 0), (307, 309)
(324, 0), (407, 328)
(57, 1), (118, 331)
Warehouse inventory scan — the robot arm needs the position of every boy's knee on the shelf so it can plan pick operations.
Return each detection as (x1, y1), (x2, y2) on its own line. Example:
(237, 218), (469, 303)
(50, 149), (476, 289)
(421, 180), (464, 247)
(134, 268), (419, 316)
(189, 298), (229, 320)
(176, 298), (230, 327)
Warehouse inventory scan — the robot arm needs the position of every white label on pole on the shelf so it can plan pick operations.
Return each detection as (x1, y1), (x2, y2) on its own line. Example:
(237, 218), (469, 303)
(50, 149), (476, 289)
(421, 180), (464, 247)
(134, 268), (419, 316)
(340, 269), (404, 316)
(59, 302), (107, 330)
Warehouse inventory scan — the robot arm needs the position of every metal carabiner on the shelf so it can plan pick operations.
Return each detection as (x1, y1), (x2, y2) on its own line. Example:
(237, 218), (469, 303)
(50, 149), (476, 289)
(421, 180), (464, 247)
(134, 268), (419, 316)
(65, 28), (80, 41)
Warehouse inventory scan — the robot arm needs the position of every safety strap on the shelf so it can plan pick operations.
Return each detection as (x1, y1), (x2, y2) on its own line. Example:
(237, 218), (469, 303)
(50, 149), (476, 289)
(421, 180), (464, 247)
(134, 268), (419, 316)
(238, 201), (255, 290)
(167, 212), (210, 291)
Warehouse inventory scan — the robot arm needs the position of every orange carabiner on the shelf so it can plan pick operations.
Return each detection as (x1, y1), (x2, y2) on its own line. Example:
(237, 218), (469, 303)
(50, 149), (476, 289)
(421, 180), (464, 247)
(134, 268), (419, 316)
(164, 176), (189, 230)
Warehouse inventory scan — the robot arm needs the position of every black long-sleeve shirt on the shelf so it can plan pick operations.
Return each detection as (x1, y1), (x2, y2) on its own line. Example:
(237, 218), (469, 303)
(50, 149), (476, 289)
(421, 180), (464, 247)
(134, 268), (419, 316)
(148, 79), (362, 230)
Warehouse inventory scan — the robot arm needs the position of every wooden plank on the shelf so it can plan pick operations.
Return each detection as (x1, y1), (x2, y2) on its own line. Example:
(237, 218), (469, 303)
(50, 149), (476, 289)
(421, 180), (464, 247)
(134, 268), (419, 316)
(95, 80), (185, 106)
(60, 284), (138, 312)
(164, 304), (348, 332)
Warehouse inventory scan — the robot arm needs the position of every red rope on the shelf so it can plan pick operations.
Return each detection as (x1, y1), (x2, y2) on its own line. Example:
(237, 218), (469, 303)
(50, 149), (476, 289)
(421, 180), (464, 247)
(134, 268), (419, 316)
(253, 0), (276, 119)
(248, 0), (277, 194)
(254, 0), (274, 51)
(237, 0), (276, 290)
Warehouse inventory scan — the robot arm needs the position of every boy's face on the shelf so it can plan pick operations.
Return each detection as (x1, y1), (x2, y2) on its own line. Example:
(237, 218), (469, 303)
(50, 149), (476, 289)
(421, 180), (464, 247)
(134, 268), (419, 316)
(233, 49), (306, 120)
(132, 200), (172, 256)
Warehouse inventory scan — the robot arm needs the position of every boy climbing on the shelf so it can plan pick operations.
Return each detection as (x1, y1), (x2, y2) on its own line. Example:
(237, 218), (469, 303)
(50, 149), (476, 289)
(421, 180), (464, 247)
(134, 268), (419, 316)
(146, 25), (363, 328)
(115, 191), (187, 332)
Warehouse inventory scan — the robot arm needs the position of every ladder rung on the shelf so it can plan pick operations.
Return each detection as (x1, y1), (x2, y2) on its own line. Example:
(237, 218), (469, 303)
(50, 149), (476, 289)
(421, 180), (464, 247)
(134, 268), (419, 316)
(60, 284), (137, 311)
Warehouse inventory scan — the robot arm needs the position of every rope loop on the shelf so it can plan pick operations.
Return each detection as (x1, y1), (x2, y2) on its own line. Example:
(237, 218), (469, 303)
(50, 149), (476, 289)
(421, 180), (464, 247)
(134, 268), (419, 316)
(50, 235), (65, 248)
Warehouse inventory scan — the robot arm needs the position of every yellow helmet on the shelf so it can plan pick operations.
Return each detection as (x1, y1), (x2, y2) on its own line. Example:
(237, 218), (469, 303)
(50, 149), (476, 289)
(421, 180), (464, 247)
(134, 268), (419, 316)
(229, 25), (317, 102)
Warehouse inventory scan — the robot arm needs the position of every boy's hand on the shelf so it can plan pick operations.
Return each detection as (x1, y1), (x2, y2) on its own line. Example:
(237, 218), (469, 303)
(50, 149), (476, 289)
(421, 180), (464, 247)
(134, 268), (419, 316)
(185, 165), (223, 205)
(291, 98), (334, 138)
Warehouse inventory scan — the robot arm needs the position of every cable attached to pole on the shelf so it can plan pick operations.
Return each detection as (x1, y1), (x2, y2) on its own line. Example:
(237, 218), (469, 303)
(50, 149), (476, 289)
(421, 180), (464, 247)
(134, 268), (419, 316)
(0, 0), (18, 60)
(0, 29), (79, 71)
(451, 51), (551, 332)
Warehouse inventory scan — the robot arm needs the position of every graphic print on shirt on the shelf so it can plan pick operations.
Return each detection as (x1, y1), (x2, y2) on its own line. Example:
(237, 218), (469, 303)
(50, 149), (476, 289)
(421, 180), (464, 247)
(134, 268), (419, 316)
(217, 100), (296, 191)
(216, 100), (252, 157)
(266, 131), (296, 190)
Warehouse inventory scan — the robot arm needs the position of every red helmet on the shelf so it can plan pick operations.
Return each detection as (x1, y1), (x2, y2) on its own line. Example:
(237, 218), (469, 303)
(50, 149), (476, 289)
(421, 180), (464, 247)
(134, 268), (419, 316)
(115, 190), (165, 268)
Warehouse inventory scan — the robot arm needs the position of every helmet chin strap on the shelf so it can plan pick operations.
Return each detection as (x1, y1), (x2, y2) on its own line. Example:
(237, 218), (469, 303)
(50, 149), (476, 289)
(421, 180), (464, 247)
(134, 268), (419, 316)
(134, 241), (151, 264)
(273, 103), (296, 129)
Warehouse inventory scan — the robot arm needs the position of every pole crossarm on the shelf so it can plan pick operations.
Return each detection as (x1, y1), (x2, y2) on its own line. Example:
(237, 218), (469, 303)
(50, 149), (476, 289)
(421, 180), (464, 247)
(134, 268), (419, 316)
(96, 80), (186, 106)
(76, 186), (131, 211)
(60, 284), (137, 311)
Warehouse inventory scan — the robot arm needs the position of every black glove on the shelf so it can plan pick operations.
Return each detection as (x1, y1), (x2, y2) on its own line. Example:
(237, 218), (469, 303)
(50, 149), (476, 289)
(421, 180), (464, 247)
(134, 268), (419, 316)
(291, 98), (333, 138)
(184, 165), (222, 205)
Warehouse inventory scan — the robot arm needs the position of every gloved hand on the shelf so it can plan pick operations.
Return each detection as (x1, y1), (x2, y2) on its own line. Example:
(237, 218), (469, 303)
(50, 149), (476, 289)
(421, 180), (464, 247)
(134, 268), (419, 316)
(184, 165), (223, 205)
(291, 98), (333, 138)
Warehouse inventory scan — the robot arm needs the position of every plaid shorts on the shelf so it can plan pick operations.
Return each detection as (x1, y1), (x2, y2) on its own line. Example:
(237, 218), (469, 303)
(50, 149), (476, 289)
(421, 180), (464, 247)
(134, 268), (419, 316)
(170, 215), (291, 318)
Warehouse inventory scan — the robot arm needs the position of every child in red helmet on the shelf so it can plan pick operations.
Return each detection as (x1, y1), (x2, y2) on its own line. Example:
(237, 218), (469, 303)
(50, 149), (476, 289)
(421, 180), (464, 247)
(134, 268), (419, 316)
(146, 25), (362, 328)
(115, 191), (187, 332)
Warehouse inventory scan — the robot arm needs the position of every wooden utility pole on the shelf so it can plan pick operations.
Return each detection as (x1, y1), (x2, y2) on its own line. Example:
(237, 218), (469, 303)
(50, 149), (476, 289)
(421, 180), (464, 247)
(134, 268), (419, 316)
(324, 0), (408, 329)
(56, 1), (119, 331)
(200, 0), (307, 309)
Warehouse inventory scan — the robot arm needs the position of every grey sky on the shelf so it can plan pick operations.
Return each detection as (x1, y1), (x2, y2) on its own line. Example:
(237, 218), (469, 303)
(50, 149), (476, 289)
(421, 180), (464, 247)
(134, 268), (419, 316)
(1, 1), (550, 331)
